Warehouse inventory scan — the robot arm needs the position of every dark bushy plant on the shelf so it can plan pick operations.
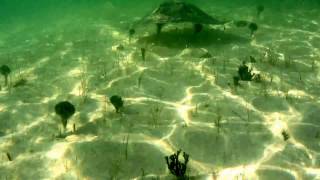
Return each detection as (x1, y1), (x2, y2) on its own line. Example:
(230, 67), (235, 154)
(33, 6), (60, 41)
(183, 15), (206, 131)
(165, 149), (189, 179)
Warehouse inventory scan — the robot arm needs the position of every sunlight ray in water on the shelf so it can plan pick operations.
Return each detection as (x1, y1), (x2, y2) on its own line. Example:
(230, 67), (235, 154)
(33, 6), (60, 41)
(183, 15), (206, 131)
(176, 103), (193, 125)
(268, 113), (288, 137)
(0, 116), (47, 140)
(218, 165), (257, 180)
(304, 167), (320, 178)
(46, 142), (69, 159)
(0, 104), (6, 112)
(160, 124), (177, 140)
(258, 142), (286, 164)
(46, 142), (70, 178)
(176, 86), (197, 126)
(67, 67), (82, 77)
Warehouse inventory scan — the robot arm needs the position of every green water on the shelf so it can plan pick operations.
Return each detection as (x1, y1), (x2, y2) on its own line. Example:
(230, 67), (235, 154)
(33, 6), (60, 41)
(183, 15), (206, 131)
(0, 0), (320, 179)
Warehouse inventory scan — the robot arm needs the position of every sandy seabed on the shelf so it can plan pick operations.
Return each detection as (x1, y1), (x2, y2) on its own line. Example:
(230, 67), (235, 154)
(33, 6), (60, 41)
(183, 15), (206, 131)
(0, 1), (320, 180)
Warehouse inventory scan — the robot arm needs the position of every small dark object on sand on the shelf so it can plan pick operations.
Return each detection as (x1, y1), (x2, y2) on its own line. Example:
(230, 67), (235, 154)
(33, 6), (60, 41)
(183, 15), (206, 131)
(156, 23), (165, 35)
(0, 65), (11, 86)
(141, 48), (146, 61)
(200, 52), (212, 59)
(194, 23), (203, 34)
(110, 95), (124, 113)
(233, 76), (240, 86)
(282, 130), (290, 141)
(129, 28), (135, 35)
(257, 5), (264, 17)
(116, 44), (125, 51)
(6, 152), (12, 161)
(249, 55), (256, 63)
(315, 131), (320, 138)
(55, 101), (76, 130)
(129, 28), (135, 37)
(238, 62), (254, 81)
(13, 78), (27, 88)
(253, 74), (262, 82)
(165, 149), (189, 178)
(248, 22), (258, 36)
(129, 28), (135, 42)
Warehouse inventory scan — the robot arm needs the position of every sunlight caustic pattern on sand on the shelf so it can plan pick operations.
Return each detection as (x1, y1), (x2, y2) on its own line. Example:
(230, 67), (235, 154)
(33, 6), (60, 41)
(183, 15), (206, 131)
(1, 2), (320, 179)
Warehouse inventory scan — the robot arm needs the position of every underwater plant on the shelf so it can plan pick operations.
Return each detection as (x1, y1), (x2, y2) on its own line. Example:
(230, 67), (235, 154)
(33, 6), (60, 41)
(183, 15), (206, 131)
(109, 95), (124, 113)
(0, 65), (11, 86)
(238, 62), (254, 81)
(165, 149), (189, 179)
(253, 74), (262, 83)
(137, 72), (144, 88)
(79, 66), (89, 103)
(129, 28), (135, 38)
(282, 130), (290, 141)
(116, 44), (125, 51)
(257, 5), (264, 17)
(156, 23), (165, 35)
(141, 48), (146, 61)
(13, 78), (27, 88)
(129, 28), (135, 42)
(54, 101), (76, 131)
(249, 55), (256, 63)
(248, 22), (258, 36)
(123, 134), (129, 160)
(150, 103), (163, 127)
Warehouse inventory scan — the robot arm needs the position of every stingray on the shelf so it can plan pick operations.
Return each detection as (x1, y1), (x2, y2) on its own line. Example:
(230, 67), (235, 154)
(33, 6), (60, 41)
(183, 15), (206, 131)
(129, 1), (255, 37)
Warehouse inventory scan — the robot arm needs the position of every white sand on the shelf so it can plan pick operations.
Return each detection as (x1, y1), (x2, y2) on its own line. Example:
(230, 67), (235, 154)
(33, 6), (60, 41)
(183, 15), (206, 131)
(0, 2), (320, 180)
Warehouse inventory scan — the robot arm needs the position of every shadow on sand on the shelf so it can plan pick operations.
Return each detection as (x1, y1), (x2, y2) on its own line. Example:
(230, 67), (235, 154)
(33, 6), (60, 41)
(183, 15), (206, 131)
(137, 27), (250, 48)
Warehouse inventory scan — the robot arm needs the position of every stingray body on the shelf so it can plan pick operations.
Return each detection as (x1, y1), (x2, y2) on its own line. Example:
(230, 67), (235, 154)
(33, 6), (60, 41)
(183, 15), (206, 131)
(129, 1), (258, 38)
(131, 1), (227, 34)
(144, 1), (225, 25)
